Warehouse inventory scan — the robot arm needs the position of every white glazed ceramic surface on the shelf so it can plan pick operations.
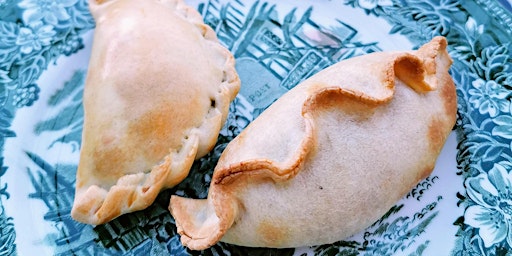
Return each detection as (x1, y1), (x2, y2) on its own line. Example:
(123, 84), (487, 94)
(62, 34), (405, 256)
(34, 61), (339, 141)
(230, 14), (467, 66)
(1, 0), (511, 255)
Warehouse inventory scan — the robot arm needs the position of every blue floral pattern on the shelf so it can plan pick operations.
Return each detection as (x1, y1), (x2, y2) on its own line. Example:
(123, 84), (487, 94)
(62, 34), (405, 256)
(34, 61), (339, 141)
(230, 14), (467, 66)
(356, 0), (392, 10)
(0, 0), (93, 108)
(15, 21), (56, 54)
(342, 0), (512, 254)
(468, 79), (510, 118)
(0, 0), (93, 255)
(0, 0), (511, 255)
(464, 162), (512, 248)
(18, 0), (78, 25)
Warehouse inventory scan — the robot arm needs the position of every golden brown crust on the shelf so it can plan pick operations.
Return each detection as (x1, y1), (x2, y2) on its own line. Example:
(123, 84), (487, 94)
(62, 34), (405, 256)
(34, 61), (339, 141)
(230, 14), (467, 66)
(256, 218), (289, 247)
(212, 38), (448, 187)
(72, 0), (240, 225)
(170, 37), (456, 249)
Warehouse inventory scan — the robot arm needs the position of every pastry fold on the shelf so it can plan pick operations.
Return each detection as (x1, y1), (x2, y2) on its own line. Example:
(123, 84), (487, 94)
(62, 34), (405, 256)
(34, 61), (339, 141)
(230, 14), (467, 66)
(170, 37), (456, 249)
(71, 0), (240, 225)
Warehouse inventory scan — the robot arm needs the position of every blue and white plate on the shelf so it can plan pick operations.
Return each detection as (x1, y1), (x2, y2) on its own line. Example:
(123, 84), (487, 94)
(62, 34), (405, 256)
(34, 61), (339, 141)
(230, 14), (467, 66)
(1, 0), (512, 255)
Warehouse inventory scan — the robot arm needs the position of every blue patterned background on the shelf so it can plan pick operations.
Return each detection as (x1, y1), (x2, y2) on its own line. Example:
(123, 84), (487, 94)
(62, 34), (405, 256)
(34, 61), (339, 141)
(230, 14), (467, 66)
(1, 0), (511, 255)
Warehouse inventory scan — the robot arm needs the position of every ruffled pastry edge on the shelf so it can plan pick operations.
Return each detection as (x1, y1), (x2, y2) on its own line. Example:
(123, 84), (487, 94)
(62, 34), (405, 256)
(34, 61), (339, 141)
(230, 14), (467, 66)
(72, 0), (240, 225)
(169, 36), (455, 250)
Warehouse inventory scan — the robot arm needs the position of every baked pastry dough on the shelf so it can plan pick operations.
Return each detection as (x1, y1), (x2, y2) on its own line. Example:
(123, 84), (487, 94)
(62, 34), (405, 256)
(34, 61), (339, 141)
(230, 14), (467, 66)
(170, 37), (456, 249)
(71, 0), (240, 225)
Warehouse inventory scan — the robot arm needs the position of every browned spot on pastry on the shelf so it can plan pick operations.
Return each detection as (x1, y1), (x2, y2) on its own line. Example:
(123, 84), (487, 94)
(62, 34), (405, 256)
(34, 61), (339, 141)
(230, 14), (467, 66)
(129, 103), (176, 159)
(98, 207), (121, 223)
(418, 165), (435, 182)
(89, 101), (183, 185)
(394, 56), (432, 92)
(427, 117), (444, 151)
(309, 87), (376, 122)
(257, 220), (287, 247)
(197, 24), (209, 37)
(92, 143), (129, 186)
(440, 78), (457, 117)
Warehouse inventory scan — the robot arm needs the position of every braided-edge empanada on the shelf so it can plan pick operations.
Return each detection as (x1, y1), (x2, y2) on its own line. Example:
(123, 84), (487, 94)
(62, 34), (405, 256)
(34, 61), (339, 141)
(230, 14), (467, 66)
(72, 0), (239, 225)
(170, 37), (456, 249)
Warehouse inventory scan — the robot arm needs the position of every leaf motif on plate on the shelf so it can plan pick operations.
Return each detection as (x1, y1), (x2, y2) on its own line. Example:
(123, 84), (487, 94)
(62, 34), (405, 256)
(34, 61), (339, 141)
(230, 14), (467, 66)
(0, 92), (15, 256)
(311, 198), (442, 255)
(3, 0), (512, 255)
(469, 44), (511, 84)
(492, 115), (512, 140)
(0, 174), (13, 252)
(34, 69), (84, 150)
(0, 107), (15, 140)
(406, 176), (440, 201)
(455, 37), (512, 256)
(26, 151), (85, 246)
(0, 202), (16, 256)
(344, 0), (394, 15)
(0, 1), (92, 254)
(0, 0), (93, 110)
(463, 162), (512, 249)
(0, 21), (20, 71)
(371, 0), (460, 42)
(347, 0), (512, 254)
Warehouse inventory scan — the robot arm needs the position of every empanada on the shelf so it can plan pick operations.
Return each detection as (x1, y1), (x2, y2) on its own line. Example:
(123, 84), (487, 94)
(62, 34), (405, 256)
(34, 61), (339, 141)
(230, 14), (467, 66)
(71, 0), (240, 225)
(170, 37), (456, 249)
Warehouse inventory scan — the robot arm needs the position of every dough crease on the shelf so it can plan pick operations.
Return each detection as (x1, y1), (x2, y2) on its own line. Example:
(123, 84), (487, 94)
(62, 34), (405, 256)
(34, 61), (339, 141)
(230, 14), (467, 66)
(170, 37), (456, 249)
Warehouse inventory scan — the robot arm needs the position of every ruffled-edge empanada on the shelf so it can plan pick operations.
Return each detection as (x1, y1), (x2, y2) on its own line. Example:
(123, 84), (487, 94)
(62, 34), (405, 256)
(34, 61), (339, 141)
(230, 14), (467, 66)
(71, 0), (240, 225)
(170, 37), (456, 249)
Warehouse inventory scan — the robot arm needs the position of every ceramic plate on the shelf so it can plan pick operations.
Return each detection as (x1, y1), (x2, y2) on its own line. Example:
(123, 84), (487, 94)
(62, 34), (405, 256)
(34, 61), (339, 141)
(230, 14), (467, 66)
(1, 0), (512, 255)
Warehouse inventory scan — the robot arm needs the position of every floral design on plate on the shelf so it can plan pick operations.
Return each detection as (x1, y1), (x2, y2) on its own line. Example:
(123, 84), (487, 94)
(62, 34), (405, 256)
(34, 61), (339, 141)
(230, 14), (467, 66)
(464, 162), (512, 249)
(0, 0), (93, 255)
(0, 0), (511, 255)
(344, 0), (512, 255)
